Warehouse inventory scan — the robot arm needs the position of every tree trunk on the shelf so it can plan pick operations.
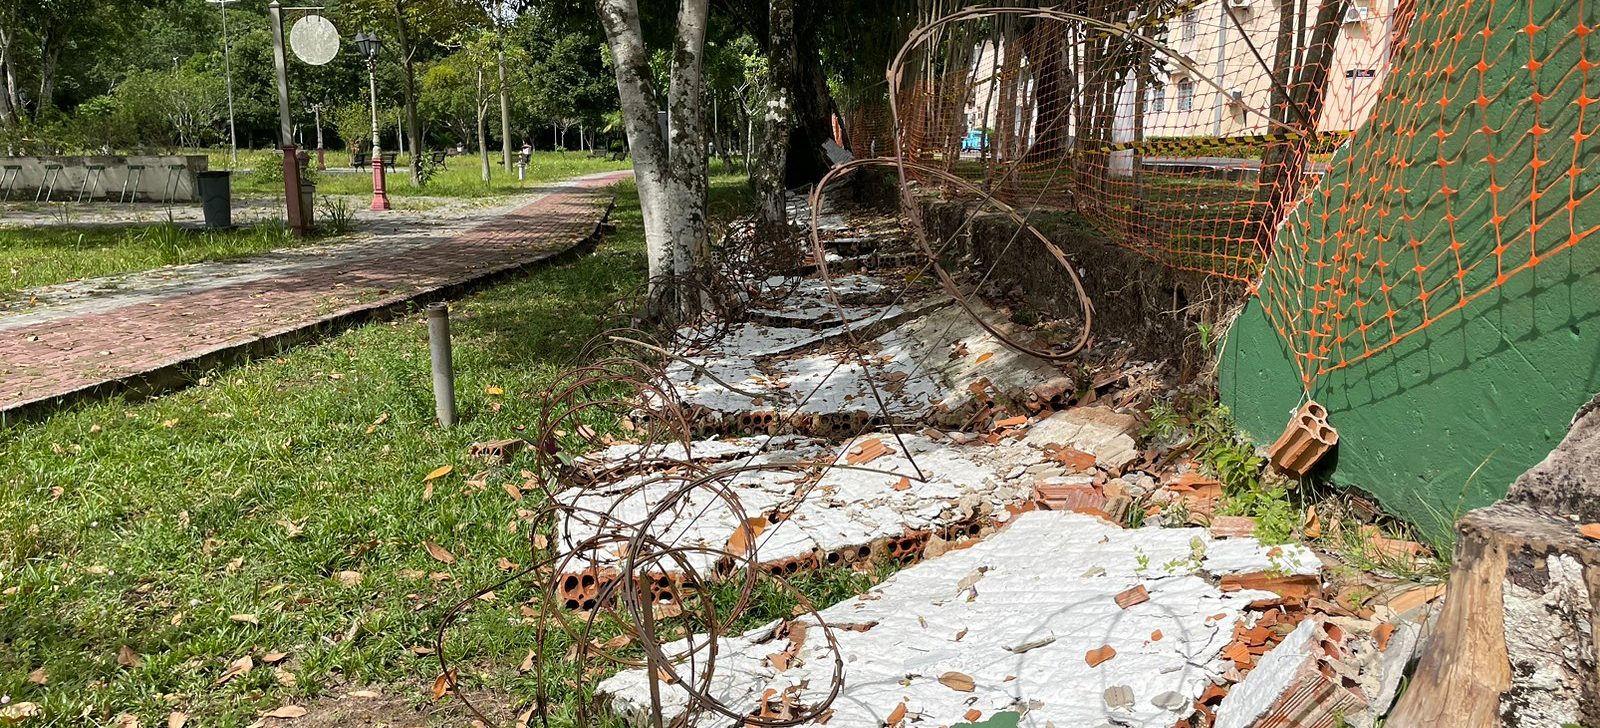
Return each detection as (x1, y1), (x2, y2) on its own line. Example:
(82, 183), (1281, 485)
(784, 12), (837, 186)
(497, 41), (512, 170)
(1251, 0), (1346, 254)
(665, 0), (712, 312)
(477, 67), (491, 182)
(0, 26), (14, 126)
(597, 0), (672, 312)
(35, 29), (62, 120)
(755, 0), (795, 243)
(394, 2), (424, 185)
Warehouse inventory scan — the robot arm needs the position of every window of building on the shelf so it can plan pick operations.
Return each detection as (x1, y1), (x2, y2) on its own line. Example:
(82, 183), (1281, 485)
(1182, 10), (1199, 42)
(1177, 78), (1194, 112)
(1149, 83), (1167, 113)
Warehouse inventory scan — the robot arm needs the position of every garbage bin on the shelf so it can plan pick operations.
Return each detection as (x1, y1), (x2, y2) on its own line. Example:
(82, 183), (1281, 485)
(196, 170), (232, 229)
(299, 182), (316, 229)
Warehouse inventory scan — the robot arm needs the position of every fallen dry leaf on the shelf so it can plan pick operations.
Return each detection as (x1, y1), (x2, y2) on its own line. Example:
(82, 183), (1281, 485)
(263, 706), (307, 720)
(0, 702), (40, 723)
(115, 715), (139, 728)
(216, 655), (254, 685)
(273, 666), (297, 687)
(26, 667), (46, 685)
(411, 645), (435, 656)
(486, 386), (505, 396)
(937, 671), (975, 692)
(502, 482), (523, 502)
(423, 465), (454, 482)
(725, 517), (767, 556)
(229, 613), (259, 625)
(430, 669), (458, 701)
(348, 690), (380, 698)
(365, 413), (389, 434)
(262, 651), (290, 664)
(336, 570), (363, 587)
(166, 712), (188, 728)
(975, 352), (995, 364)
(519, 649), (536, 673)
(1579, 523), (1600, 541)
(423, 541), (456, 564)
(117, 645), (142, 668)
(892, 477), (911, 491)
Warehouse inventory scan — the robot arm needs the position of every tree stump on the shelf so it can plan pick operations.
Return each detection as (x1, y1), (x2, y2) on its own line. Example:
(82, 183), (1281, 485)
(1390, 394), (1600, 727)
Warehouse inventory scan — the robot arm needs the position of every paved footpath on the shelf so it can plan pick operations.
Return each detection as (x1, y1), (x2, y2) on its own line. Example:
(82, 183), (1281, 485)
(0, 170), (631, 420)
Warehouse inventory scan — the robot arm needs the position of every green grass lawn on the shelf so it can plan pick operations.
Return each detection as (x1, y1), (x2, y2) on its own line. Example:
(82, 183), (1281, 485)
(0, 175), (881, 727)
(234, 151), (633, 199)
(0, 221), (316, 298)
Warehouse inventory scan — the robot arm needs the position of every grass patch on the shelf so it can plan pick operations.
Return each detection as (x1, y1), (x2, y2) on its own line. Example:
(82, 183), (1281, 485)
(234, 151), (632, 199)
(0, 174), (891, 728)
(0, 220), (313, 296)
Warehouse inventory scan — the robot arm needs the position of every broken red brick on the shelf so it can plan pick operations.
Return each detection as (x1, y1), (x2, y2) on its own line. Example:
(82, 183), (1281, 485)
(1114, 584), (1150, 609)
(1208, 515), (1257, 539)
(1220, 572), (1323, 603)
(1085, 645), (1117, 668)
(1374, 622), (1396, 651)
(1221, 641), (1254, 669)
(1034, 482), (1105, 512)
(1267, 400), (1339, 478)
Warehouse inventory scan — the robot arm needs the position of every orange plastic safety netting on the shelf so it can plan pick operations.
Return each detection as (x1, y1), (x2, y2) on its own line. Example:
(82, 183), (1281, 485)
(857, 0), (1403, 282)
(1256, 0), (1598, 388)
(837, 0), (1596, 392)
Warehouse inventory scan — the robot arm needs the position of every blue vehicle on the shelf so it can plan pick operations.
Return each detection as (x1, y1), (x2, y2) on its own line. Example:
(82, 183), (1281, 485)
(961, 128), (989, 153)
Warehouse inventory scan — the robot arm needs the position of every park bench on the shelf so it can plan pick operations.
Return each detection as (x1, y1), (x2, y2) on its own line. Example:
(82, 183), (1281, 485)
(429, 150), (448, 166)
(380, 151), (398, 172)
(351, 151), (370, 169)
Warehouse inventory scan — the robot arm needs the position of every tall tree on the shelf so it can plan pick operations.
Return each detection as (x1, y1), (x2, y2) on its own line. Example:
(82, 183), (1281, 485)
(753, 0), (793, 240)
(338, 0), (478, 184)
(597, 0), (712, 317)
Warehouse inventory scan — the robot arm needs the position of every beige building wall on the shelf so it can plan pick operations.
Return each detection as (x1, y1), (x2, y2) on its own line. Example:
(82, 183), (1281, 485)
(1144, 0), (1395, 137)
(957, 0), (1396, 146)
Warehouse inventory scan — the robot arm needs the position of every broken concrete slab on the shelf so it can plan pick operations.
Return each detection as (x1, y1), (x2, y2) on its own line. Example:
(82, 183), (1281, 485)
(598, 511), (1322, 727)
(1022, 406), (1141, 472)
(556, 433), (1053, 580)
(662, 302), (1070, 431)
(1214, 616), (1367, 728)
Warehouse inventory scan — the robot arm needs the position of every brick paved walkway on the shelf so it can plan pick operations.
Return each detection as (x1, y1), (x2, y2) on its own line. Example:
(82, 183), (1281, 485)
(0, 170), (631, 420)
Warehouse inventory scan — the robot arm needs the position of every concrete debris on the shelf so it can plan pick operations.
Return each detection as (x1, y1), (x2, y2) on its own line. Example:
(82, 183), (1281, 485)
(1023, 406), (1141, 472)
(1213, 617), (1368, 728)
(599, 511), (1324, 727)
(665, 301), (1069, 428)
(555, 433), (1047, 580)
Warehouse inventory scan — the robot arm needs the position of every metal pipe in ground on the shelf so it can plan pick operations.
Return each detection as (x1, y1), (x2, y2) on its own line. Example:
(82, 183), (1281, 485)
(427, 303), (457, 428)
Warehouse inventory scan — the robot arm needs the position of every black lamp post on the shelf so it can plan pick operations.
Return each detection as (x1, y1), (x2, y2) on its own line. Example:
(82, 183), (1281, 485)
(355, 31), (390, 211)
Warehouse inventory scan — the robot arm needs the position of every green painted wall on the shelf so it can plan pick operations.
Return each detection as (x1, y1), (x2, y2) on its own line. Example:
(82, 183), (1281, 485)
(1219, 0), (1600, 535)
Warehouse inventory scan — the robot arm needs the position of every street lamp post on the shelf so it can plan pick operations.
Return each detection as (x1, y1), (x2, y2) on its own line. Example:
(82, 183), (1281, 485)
(356, 31), (391, 211)
(208, 0), (238, 169)
(310, 102), (326, 170)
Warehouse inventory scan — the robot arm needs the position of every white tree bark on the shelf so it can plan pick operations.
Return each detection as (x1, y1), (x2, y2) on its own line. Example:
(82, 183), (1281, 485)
(665, 0), (711, 299)
(755, 0), (795, 241)
(598, 0), (712, 318)
(597, 0), (672, 310)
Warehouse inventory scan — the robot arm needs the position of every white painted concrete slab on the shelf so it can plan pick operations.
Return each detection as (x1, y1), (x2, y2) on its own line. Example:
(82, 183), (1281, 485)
(600, 511), (1318, 727)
